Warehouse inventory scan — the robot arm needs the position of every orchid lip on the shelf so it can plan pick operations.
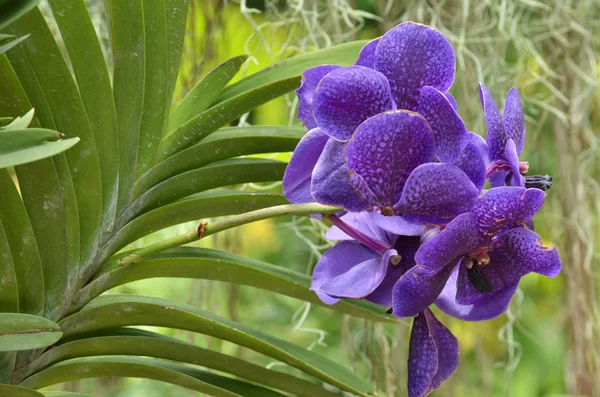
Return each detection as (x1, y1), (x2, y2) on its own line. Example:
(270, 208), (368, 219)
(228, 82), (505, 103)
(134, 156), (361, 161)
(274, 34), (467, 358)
(326, 214), (390, 255)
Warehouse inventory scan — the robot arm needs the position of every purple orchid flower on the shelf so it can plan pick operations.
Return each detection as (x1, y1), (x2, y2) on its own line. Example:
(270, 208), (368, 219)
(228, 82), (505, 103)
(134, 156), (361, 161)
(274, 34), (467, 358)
(311, 212), (459, 397)
(392, 186), (562, 321)
(283, 22), (486, 217)
(311, 211), (421, 305)
(480, 83), (552, 190)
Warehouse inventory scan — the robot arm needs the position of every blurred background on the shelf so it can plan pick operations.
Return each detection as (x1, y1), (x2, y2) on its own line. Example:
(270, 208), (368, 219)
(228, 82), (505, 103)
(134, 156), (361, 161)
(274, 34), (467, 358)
(40, 0), (599, 396)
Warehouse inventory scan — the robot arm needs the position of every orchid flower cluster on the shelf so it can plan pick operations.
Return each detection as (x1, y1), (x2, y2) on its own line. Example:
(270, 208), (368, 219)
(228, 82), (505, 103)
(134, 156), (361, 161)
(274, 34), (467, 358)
(282, 22), (561, 397)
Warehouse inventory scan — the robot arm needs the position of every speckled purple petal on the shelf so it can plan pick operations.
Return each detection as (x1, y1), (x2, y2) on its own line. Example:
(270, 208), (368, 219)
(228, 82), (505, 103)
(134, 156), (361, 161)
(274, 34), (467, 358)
(454, 141), (487, 191)
(408, 309), (459, 397)
(392, 261), (456, 317)
(473, 187), (545, 234)
(311, 241), (379, 304)
(445, 93), (458, 110)
(456, 227), (561, 305)
(283, 128), (329, 203)
(322, 249), (397, 299)
(480, 82), (507, 162)
(349, 171), (380, 206)
(408, 311), (438, 397)
(297, 65), (341, 129)
(469, 132), (489, 166)
(313, 66), (395, 141)
(355, 38), (380, 68)
(347, 111), (434, 207)
(369, 212), (423, 236)
(375, 22), (456, 111)
(424, 309), (459, 393)
(325, 211), (393, 245)
(419, 86), (469, 163)
(396, 163), (479, 223)
(369, 235), (421, 306)
(505, 139), (525, 187)
(311, 139), (369, 212)
(504, 88), (525, 155)
(415, 212), (480, 274)
(435, 265), (518, 321)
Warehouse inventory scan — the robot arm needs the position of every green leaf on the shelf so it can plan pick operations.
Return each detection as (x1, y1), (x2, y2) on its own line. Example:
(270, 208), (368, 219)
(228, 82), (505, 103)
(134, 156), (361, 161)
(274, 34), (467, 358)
(0, 385), (43, 397)
(9, 7), (103, 268)
(59, 295), (373, 396)
(155, 76), (301, 162)
(111, 0), (145, 213)
(0, 0), (40, 30)
(117, 158), (287, 227)
(0, 313), (62, 352)
(135, 125), (303, 197)
(0, 55), (79, 319)
(15, 330), (339, 397)
(0, 219), (21, 313)
(0, 128), (59, 151)
(0, 138), (79, 169)
(44, 393), (95, 397)
(136, 0), (169, 179)
(164, 0), (189, 123)
(20, 356), (285, 397)
(102, 192), (287, 259)
(74, 247), (401, 324)
(47, 0), (120, 241)
(1, 108), (34, 130)
(0, 54), (77, 320)
(0, 169), (44, 315)
(0, 33), (28, 55)
(167, 55), (248, 132)
(215, 41), (367, 104)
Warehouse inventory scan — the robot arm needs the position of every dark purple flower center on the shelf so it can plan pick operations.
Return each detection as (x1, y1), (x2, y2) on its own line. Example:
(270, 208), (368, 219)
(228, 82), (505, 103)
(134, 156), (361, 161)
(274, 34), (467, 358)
(524, 174), (553, 191)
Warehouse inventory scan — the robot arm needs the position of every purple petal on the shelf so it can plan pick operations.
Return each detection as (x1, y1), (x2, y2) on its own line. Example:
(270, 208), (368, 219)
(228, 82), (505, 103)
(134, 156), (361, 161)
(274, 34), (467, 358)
(445, 93), (458, 110)
(392, 261), (456, 317)
(419, 86), (469, 163)
(313, 66), (395, 141)
(369, 212), (423, 236)
(311, 139), (369, 212)
(415, 212), (480, 274)
(355, 38), (380, 68)
(505, 139), (525, 187)
(503, 88), (525, 155)
(473, 187), (545, 234)
(408, 309), (459, 397)
(375, 22), (456, 111)
(469, 132), (490, 166)
(347, 111), (434, 207)
(456, 227), (561, 305)
(408, 312), (438, 397)
(297, 65), (341, 129)
(480, 82), (507, 162)
(423, 309), (459, 393)
(435, 265), (518, 321)
(311, 241), (378, 304)
(396, 163), (479, 223)
(322, 249), (397, 299)
(454, 141), (487, 191)
(282, 128), (329, 203)
(368, 235), (421, 306)
(325, 211), (393, 245)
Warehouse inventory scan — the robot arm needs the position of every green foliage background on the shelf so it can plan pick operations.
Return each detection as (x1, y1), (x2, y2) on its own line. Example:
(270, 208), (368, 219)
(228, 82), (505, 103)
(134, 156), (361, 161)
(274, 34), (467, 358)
(14, 0), (600, 396)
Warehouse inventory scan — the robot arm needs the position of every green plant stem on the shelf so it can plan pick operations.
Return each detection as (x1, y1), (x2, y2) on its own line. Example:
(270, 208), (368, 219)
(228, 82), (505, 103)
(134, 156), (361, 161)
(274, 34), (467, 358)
(114, 203), (340, 266)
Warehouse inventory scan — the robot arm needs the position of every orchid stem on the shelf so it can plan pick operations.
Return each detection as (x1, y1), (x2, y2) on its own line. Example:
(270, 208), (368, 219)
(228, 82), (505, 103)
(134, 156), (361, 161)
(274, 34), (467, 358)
(115, 203), (341, 266)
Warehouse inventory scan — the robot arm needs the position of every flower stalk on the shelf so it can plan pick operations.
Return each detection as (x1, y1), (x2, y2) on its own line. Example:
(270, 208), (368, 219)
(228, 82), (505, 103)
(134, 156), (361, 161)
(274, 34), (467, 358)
(113, 203), (341, 267)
